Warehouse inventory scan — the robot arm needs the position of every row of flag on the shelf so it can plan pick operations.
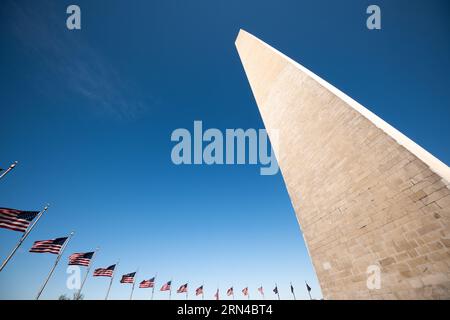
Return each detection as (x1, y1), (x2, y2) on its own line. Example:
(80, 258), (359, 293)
(1, 205), (313, 299)
(1, 161), (81, 299)
(93, 264), (312, 300)
(1, 161), (314, 300)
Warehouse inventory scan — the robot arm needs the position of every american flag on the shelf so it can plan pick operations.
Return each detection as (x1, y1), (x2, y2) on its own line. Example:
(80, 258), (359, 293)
(227, 287), (234, 296)
(68, 252), (94, 266)
(242, 287), (249, 296)
(214, 289), (219, 300)
(160, 281), (171, 291)
(305, 282), (311, 292)
(29, 237), (67, 254)
(195, 285), (203, 296)
(139, 277), (155, 288)
(93, 264), (116, 277)
(177, 283), (188, 293)
(258, 286), (264, 296)
(120, 272), (136, 284)
(0, 208), (39, 232)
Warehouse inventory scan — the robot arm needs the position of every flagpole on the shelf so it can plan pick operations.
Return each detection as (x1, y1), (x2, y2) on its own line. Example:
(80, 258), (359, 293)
(36, 231), (74, 300)
(186, 284), (188, 300)
(275, 283), (280, 300)
(151, 273), (157, 300)
(130, 268), (138, 300)
(202, 281), (204, 300)
(290, 282), (296, 300)
(0, 204), (49, 272)
(248, 286), (250, 300)
(76, 247), (99, 299)
(105, 259), (119, 300)
(169, 278), (172, 300)
(305, 281), (312, 300)
(0, 161), (18, 181)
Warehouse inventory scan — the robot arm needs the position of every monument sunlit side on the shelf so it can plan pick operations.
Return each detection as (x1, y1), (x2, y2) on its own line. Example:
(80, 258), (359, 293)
(235, 29), (450, 299)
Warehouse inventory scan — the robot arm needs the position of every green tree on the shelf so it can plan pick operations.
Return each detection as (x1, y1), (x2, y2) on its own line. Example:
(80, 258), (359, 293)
(57, 293), (84, 300)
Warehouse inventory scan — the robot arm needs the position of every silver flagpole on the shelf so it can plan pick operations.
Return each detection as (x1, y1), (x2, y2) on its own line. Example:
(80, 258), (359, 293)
(130, 268), (138, 300)
(151, 273), (157, 300)
(36, 231), (74, 300)
(275, 283), (280, 300)
(0, 161), (18, 181)
(76, 247), (99, 299)
(105, 259), (119, 300)
(169, 278), (172, 300)
(0, 204), (49, 272)
(186, 283), (188, 300)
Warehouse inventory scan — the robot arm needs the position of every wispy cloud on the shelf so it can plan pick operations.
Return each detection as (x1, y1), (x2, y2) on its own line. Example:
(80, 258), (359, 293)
(5, 0), (151, 120)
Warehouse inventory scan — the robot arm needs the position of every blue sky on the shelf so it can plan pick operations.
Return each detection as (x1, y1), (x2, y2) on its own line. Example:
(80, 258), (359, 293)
(1, 0), (449, 300)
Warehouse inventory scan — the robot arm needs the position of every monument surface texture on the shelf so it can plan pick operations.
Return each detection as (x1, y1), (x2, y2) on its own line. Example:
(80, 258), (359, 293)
(235, 30), (450, 299)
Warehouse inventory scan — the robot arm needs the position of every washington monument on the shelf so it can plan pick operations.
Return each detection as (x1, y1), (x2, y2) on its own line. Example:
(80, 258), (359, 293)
(236, 30), (450, 299)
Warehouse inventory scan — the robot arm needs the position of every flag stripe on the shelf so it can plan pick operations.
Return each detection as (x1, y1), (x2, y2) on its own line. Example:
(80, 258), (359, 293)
(68, 252), (94, 266)
(0, 208), (39, 232)
(177, 283), (188, 293)
(93, 264), (116, 277)
(195, 286), (203, 296)
(29, 238), (67, 254)
(160, 281), (171, 291)
(120, 272), (136, 284)
(139, 278), (155, 288)
(93, 265), (115, 277)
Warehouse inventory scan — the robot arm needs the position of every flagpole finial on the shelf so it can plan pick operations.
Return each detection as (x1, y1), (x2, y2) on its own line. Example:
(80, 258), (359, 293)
(11, 161), (18, 168)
